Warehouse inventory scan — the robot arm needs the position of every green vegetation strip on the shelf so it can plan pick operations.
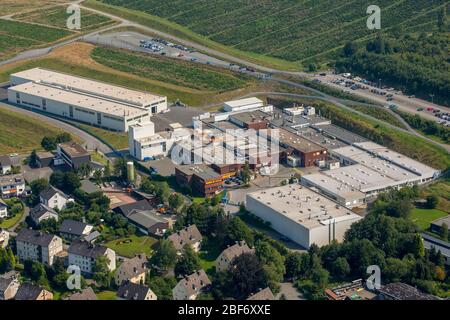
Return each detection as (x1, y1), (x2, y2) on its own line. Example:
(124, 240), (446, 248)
(91, 46), (248, 92)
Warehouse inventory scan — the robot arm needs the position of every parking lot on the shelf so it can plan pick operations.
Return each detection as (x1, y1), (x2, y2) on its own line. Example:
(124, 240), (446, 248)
(310, 72), (449, 123)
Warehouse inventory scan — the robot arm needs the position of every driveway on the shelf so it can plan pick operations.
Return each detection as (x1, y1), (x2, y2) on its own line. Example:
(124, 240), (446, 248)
(276, 282), (304, 300)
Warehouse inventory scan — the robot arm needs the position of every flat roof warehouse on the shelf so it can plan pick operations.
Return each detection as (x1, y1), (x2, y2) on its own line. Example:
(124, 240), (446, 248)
(10, 68), (165, 107)
(247, 184), (360, 230)
(11, 82), (147, 118)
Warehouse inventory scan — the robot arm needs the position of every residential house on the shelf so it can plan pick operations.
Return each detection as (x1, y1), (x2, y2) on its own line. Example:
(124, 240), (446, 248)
(215, 241), (255, 273)
(0, 229), (10, 248)
(0, 174), (26, 198)
(0, 198), (7, 218)
(247, 287), (275, 300)
(115, 253), (147, 286)
(39, 186), (68, 210)
(117, 282), (157, 300)
(66, 287), (98, 300)
(14, 283), (53, 300)
(0, 155), (12, 175)
(168, 225), (203, 253)
(0, 277), (20, 300)
(115, 200), (170, 237)
(16, 229), (63, 266)
(59, 219), (93, 242)
(377, 282), (440, 300)
(172, 270), (211, 300)
(68, 241), (116, 275)
(29, 203), (58, 226)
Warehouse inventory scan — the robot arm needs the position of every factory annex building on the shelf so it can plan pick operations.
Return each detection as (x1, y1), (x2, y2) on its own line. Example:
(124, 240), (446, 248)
(246, 184), (362, 249)
(8, 68), (168, 132)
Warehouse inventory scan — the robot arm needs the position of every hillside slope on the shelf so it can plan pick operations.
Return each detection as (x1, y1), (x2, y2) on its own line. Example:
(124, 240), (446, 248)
(97, 0), (447, 66)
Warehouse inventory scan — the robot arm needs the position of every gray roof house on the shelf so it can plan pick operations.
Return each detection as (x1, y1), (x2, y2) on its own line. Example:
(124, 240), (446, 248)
(59, 219), (93, 241)
(247, 287), (275, 300)
(14, 283), (53, 300)
(66, 287), (98, 300)
(115, 200), (169, 237)
(30, 203), (58, 226)
(117, 282), (157, 300)
(0, 277), (20, 300)
(115, 253), (147, 286)
(68, 241), (116, 274)
(39, 186), (69, 210)
(168, 225), (203, 253)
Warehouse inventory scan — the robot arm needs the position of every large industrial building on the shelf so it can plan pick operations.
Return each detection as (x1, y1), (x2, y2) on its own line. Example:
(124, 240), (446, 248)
(301, 141), (440, 207)
(8, 68), (168, 132)
(246, 184), (362, 248)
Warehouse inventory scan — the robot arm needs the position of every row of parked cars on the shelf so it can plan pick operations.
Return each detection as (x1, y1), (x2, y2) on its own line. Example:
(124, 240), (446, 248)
(151, 38), (196, 53)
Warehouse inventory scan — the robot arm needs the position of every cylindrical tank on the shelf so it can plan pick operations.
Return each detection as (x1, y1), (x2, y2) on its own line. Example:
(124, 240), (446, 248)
(127, 161), (135, 183)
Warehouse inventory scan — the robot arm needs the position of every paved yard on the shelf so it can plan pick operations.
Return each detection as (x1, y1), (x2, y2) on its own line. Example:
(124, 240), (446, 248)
(276, 282), (305, 300)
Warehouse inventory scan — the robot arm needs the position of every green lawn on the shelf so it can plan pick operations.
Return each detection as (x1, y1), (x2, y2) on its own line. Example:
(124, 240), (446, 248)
(96, 290), (117, 300)
(68, 122), (129, 151)
(0, 211), (24, 229)
(198, 238), (222, 277)
(410, 208), (448, 231)
(90, 151), (109, 166)
(105, 235), (157, 258)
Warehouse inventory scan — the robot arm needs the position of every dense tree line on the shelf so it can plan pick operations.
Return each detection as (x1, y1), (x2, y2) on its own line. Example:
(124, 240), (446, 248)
(336, 32), (450, 106)
(396, 111), (450, 143)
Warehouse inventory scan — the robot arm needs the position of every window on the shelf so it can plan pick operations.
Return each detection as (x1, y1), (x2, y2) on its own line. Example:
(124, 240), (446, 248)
(42, 99), (47, 111)
(69, 105), (74, 118)
(97, 112), (102, 125)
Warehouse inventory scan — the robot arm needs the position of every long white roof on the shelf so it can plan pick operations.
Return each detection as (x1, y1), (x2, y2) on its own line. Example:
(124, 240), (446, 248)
(11, 68), (165, 107)
(11, 82), (148, 118)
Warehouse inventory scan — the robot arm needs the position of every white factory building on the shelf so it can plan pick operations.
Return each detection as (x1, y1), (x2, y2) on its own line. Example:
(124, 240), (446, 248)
(8, 68), (168, 132)
(301, 142), (440, 207)
(246, 184), (362, 248)
(128, 121), (191, 161)
(223, 97), (264, 112)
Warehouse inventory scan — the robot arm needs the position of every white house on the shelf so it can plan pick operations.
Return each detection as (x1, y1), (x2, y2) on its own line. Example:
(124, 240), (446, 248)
(68, 241), (116, 275)
(16, 229), (63, 266)
(215, 241), (255, 273)
(0, 174), (26, 198)
(39, 187), (69, 210)
(0, 199), (7, 219)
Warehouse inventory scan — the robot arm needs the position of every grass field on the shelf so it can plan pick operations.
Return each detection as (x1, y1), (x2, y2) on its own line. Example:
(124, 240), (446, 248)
(0, 106), (68, 155)
(75, 123), (129, 150)
(198, 238), (222, 277)
(1, 0), (68, 15)
(0, 211), (24, 229)
(0, 19), (73, 61)
(422, 179), (450, 213)
(410, 208), (448, 231)
(13, 6), (115, 32)
(89, 0), (447, 68)
(96, 291), (117, 300)
(105, 235), (157, 258)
